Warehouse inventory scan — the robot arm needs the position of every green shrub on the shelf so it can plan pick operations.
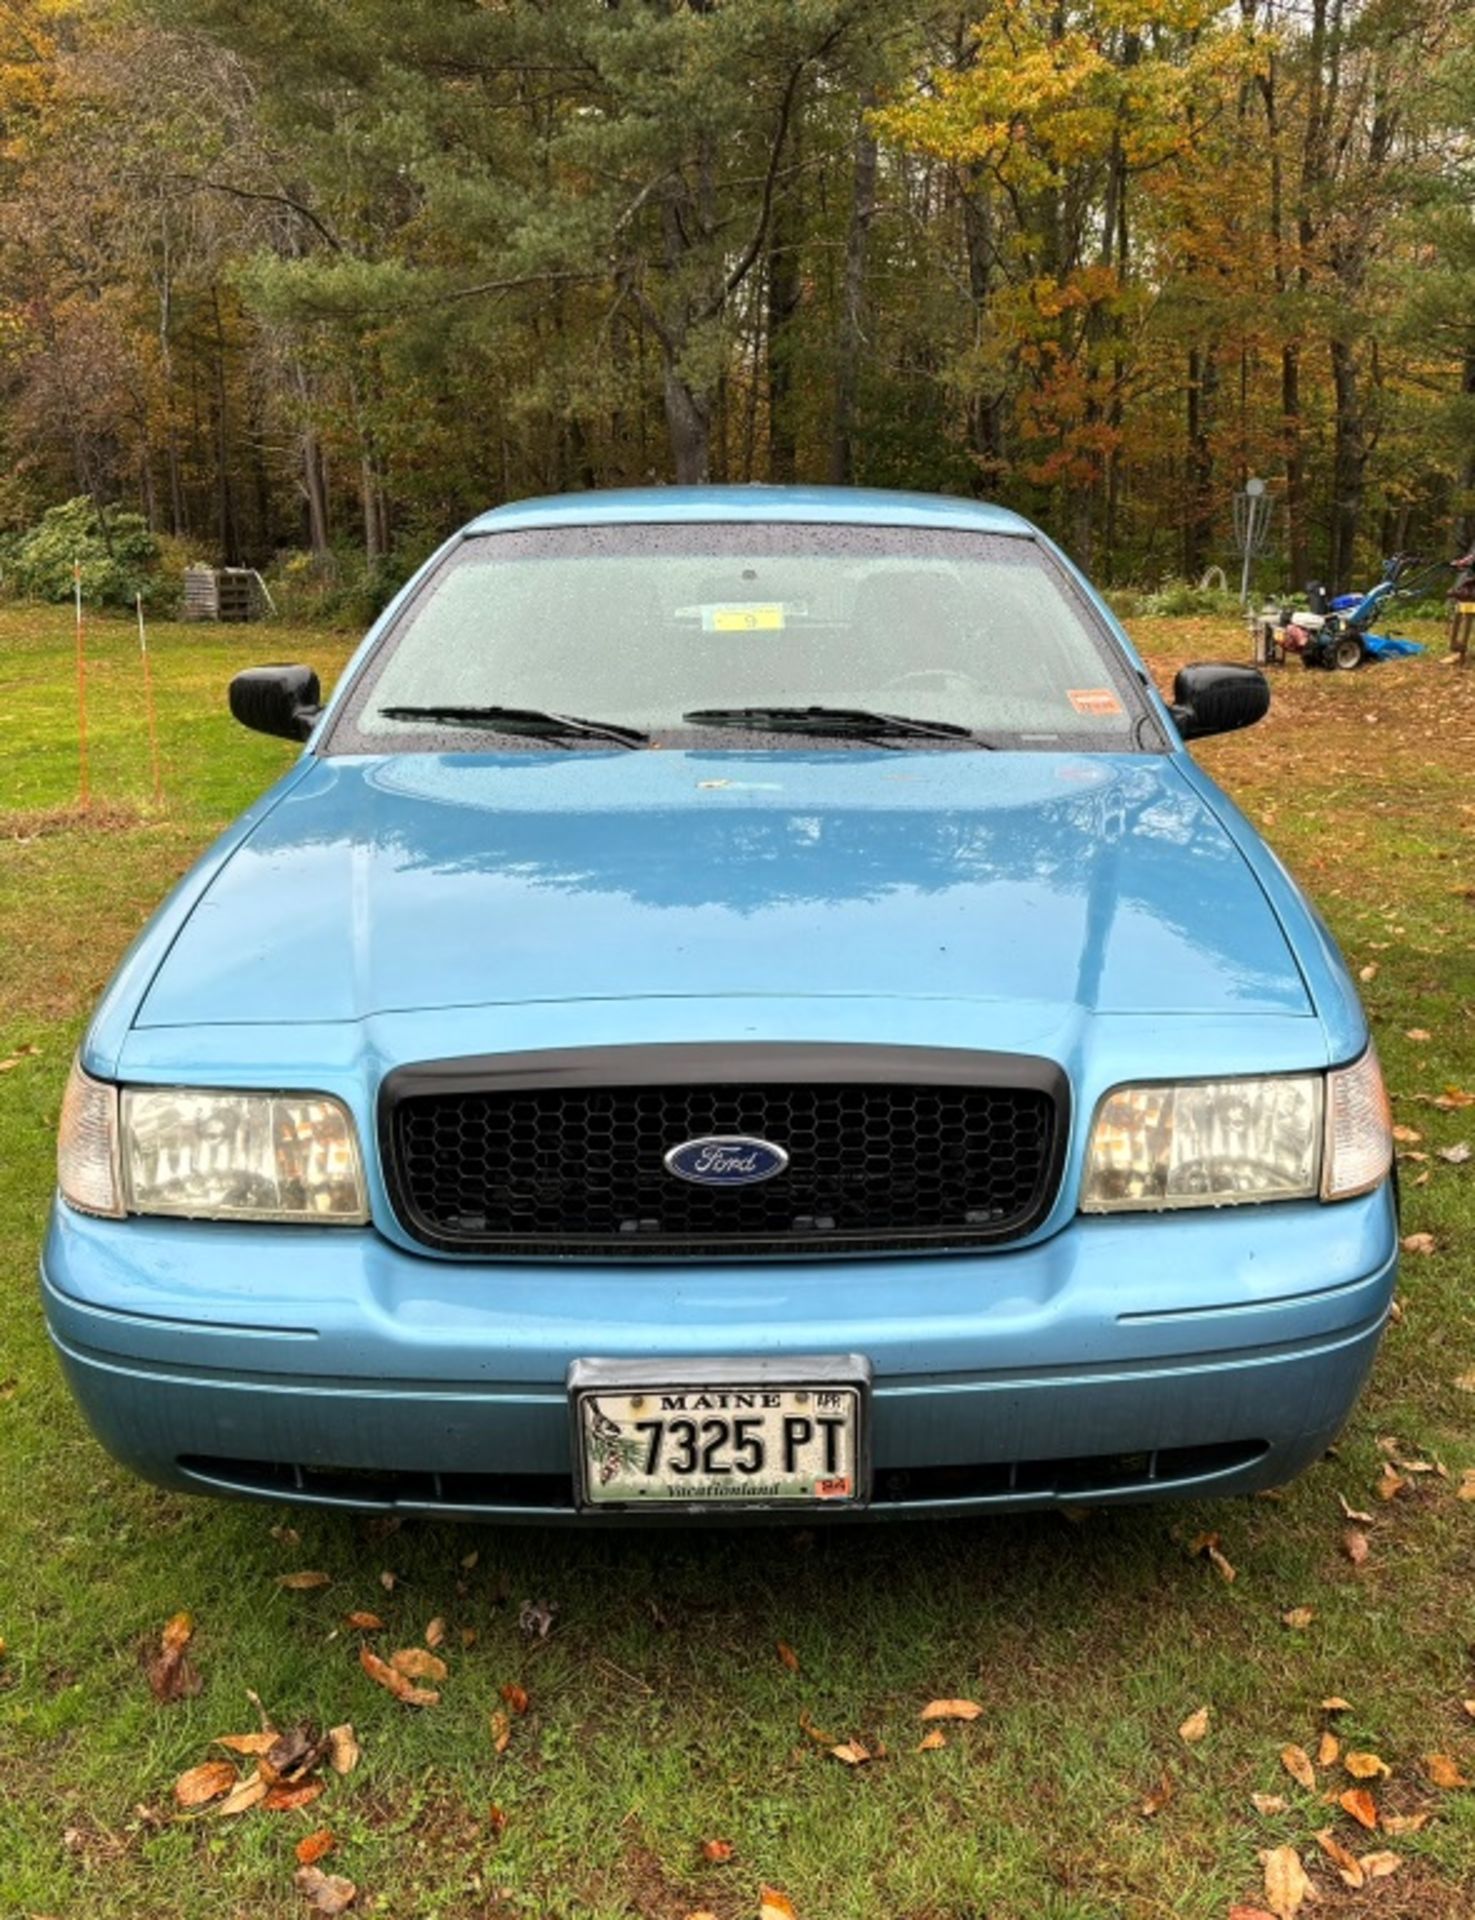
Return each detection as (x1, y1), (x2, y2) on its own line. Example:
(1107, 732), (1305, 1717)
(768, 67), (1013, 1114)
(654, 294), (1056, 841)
(2, 496), (163, 608)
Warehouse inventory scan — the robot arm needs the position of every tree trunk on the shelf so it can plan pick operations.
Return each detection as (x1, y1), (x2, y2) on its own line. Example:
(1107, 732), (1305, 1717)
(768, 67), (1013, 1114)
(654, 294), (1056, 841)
(663, 362), (711, 485)
(1328, 335), (1367, 589)
(1460, 345), (1475, 550)
(830, 108), (877, 487)
(766, 183), (803, 483)
(1183, 346), (1218, 580)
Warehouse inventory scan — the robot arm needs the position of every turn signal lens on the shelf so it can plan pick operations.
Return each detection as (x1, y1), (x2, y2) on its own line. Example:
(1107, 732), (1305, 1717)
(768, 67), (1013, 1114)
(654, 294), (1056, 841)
(121, 1088), (368, 1223)
(57, 1058), (123, 1217)
(1322, 1047), (1392, 1200)
(1080, 1075), (1322, 1212)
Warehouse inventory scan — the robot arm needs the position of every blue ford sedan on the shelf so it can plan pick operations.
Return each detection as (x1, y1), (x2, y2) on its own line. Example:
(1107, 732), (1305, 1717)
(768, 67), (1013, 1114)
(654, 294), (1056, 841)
(45, 488), (1396, 1521)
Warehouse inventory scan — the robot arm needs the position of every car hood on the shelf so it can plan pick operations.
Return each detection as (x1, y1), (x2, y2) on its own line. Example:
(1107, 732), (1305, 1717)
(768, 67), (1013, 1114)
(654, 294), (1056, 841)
(135, 751), (1313, 1028)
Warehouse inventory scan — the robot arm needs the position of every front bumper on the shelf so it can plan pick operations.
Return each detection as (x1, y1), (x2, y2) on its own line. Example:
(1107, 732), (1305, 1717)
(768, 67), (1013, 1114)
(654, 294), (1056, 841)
(40, 1185), (1398, 1521)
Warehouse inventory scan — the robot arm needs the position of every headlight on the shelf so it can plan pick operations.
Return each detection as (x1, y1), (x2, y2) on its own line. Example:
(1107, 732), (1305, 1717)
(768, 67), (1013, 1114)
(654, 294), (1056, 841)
(1322, 1046), (1392, 1199)
(1080, 1074), (1322, 1211)
(121, 1088), (368, 1222)
(57, 1059), (124, 1217)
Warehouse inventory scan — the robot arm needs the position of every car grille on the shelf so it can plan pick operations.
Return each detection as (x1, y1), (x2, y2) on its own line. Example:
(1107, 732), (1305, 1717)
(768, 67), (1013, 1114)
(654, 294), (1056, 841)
(381, 1044), (1066, 1258)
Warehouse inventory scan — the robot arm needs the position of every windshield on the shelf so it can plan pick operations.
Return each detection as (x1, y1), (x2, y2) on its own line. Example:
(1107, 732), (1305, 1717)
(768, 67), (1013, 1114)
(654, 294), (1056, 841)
(330, 523), (1151, 752)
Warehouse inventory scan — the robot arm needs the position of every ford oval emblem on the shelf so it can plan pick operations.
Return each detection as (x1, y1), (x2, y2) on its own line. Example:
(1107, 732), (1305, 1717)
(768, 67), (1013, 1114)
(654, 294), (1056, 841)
(664, 1135), (789, 1187)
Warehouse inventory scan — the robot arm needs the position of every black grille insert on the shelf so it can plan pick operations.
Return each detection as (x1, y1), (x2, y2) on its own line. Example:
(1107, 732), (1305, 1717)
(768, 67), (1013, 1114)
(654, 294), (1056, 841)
(381, 1044), (1066, 1258)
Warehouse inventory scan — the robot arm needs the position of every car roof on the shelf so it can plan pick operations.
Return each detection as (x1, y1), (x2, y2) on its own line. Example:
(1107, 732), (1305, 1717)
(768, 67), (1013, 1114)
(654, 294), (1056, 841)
(462, 485), (1037, 538)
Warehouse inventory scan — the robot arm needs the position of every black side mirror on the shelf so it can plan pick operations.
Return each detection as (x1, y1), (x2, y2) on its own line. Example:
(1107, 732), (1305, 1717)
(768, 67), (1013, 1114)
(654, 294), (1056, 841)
(229, 665), (323, 742)
(1170, 662), (1270, 742)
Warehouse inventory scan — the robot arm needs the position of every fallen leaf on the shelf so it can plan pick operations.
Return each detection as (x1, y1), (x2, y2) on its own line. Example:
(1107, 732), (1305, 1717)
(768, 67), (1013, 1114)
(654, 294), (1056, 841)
(296, 1830), (335, 1867)
(145, 1612), (201, 1703)
(759, 1890), (797, 1920)
(359, 1643), (438, 1707)
(1140, 1774), (1174, 1816)
(1281, 1606), (1315, 1630)
(1401, 1232), (1436, 1255)
(264, 1780), (325, 1812)
(214, 1771), (269, 1817)
(1433, 1086), (1475, 1109)
(1359, 1851), (1401, 1879)
(1376, 1464), (1406, 1502)
(1260, 1843), (1313, 1917)
(271, 1525), (301, 1546)
(1381, 1812), (1430, 1834)
(1343, 1528), (1370, 1567)
(294, 1865), (357, 1914)
(460, 1550), (479, 1571)
(277, 1572), (332, 1592)
(829, 1739), (871, 1766)
(1251, 1792), (1288, 1815)
(262, 1723), (327, 1785)
(488, 1804), (508, 1840)
(1405, 1029), (1432, 1042)
(174, 1760), (238, 1808)
(490, 1709), (511, 1754)
(1464, 1701), (1475, 1720)
(1455, 1371), (1475, 1393)
(1229, 1910), (1278, 1920)
(916, 1729), (947, 1752)
(1321, 1697), (1353, 1714)
(214, 1731), (279, 1757)
(500, 1682), (530, 1716)
(1339, 1786), (1379, 1829)
(343, 1612), (383, 1632)
(1391, 1125), (1422, 1143)
(389, 1647), (447, 1684)
(1313, 1826), (1364, 1889)
(1359, 962), (1378, 982)
(1457, 1470), (1475, 1501)
(326, 1725), (360, 1775)
(1438, 1142), (1471, 1164)
(1317, 1732), (1340, 1768)
(424, 1617), (446, 1649)
(379, 1570), (396, 1592)
(1280, 1744), (1316, 1791)
(798, 1710), (836, 1746)
(701, 1839), (735, 1863)
(1338, 1494), (1373, 1524)
(920, 1698), (983, 1722)
(518, 1597), (557, 1639)
(1178, 1706), (1211, 1744)
(1344, 1751), (1390, 1780)
(1189, 1529), (1237, 1581)
(776, 1641), (800, 1673)
(1424, 1753), (1470, 1789)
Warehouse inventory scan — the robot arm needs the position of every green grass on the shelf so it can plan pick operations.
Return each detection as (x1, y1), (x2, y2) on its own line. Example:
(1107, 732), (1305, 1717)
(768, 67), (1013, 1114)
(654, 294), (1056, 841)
(1, 603), (1473, 1919)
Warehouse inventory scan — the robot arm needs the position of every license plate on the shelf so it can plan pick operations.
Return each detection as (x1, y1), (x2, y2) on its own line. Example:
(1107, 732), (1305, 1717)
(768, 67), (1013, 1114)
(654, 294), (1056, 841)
(569, 1357), (869, 1511)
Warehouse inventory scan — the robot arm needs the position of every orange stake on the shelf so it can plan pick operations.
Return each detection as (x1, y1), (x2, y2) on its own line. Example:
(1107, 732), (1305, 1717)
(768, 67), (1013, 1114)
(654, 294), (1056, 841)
(73, 558), (91, 808)
(137, 593), (163, 805)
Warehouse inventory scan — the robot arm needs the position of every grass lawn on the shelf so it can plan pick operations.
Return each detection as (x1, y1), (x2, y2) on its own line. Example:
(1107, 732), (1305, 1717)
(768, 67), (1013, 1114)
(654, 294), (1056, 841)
(1, 601), (1473, 1920)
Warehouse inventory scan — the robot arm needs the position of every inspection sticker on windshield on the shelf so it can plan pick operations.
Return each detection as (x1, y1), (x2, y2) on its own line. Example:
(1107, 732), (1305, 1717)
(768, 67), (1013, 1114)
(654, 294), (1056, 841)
(1067, 687), (1123, 717)
(701, 602), (786, 632)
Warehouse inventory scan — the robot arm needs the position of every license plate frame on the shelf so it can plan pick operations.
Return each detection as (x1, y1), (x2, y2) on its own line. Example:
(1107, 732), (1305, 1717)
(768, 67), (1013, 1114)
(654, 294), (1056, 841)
(568, 1354), (872, 1514)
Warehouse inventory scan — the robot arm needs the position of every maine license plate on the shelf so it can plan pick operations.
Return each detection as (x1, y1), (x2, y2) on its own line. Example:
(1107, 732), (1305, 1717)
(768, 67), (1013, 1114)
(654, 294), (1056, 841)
(570, 1360), (867, 1511)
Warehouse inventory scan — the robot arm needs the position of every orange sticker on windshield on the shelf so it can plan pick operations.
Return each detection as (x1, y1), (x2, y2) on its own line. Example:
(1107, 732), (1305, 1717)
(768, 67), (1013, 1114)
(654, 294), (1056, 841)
(1068, 688), (1123, 717)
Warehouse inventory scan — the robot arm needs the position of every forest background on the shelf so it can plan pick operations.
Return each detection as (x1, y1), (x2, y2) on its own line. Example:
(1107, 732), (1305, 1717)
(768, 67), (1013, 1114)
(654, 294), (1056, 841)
(6, 0), (1475, 617)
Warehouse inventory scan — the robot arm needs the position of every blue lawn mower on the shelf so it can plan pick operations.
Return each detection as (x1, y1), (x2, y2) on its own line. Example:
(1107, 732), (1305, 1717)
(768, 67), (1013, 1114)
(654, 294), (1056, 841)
(1272, 553), (1458, 670)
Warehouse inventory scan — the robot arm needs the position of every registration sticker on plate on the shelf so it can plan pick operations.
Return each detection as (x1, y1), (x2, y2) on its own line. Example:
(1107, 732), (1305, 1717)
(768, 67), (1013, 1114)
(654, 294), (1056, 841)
(569, 1359), (868, 1511)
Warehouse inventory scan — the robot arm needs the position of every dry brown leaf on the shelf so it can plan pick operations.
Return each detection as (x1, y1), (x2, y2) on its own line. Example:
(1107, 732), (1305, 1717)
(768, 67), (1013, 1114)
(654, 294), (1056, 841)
(174, 1760), (238, 1808)
(379, 1570), (396, 1592)
(1454, 1371), (1475, 1393)
(1229, 1909), (1278, 1920)
(488, 1804), (508, 1840)
(829, 1739), (872, 1766)
(1457, 1470), (1475, 1502)
(1260, 1843), (1313, 1918)
(916, 1729), (947, 1752)
(294, 1865), (357, 1914)
(798, 1710), (836, 1746)
(1342, 1528), (1370, 1567)
(277, 1571), (332, 1591)
(214, 1771), (269, 1818)
(919, 1698), (983, 1722)
(1339, 1786), (1379, 1830)
(265, 1780), (325, 1812)
(1317, 1733), (1340, 1768)
(1189, 1529), (1236, 1581)
(326, 1725), (360, 1775)
(1464, 1701), (1475, 1720)
(1321, 1697), (1353, 1714)
(296, 1830), (335, 1867)
(1140, 1775), (1174, 1816)
(500, 1682), (530, 1716)
(424, 1616), (446, 1649)
(1401, 1232), (1436, 1255)
(759, 1890), (797, 1920)
(1424, 1753), (1470, 1789)
(776, 1641), (800, 1673)
(389, 1647), (447, 1684)
(701, 1839), (735, 1863)
(1438, 1142), (1472, 1164)
(1280, 1745), (1316, 1791)
(1381, 1812), (1430, 1834)
(1375, 1464), (1406, 1501)
(1344, 1751), (1390, 1780)
(1392, 1125), (1422, 1142)
(343, 1612), (383, 1632)
(1251, 1792), (1288, 1815)
(1405, 1029), (1432, 1042)
(1338, 1494), (1374, 1524)
(1359, 1851), (1401, 1880)
(214, 1731), (279, 1757)
(460, 1627), (478, 1649)
(359, 1643), (438, 1707)
(145, 1612), (201, 1703)
(1281, 1606), (1315, 1630)
(1313, 1826), (1365, 1888)
(1359, 962), (1378, 983)
(490, 1709), (511, 1754)
(1179, 1705), (1211, 1744)
(262, 1722), (326, 1784)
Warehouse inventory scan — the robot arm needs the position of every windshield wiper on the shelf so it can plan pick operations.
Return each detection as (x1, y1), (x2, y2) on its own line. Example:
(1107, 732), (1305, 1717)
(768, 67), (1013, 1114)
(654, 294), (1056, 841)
(681, 705), (993, 746)
(377, 704), (648, 747)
